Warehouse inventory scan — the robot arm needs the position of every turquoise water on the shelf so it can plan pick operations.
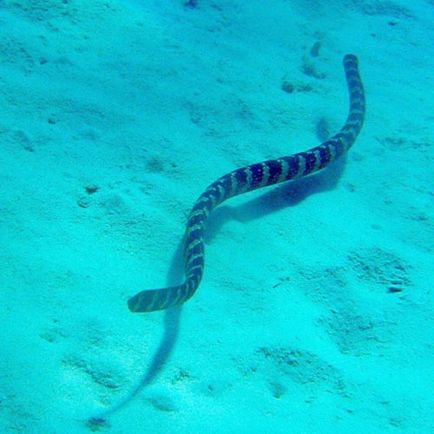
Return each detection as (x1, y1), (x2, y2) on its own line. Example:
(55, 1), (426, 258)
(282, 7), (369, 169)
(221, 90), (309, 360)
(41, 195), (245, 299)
(1, 1), (433, 433)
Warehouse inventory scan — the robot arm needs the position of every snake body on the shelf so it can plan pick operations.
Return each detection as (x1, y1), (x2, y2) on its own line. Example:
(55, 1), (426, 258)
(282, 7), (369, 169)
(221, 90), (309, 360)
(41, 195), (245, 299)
(128, 54), (365, 313)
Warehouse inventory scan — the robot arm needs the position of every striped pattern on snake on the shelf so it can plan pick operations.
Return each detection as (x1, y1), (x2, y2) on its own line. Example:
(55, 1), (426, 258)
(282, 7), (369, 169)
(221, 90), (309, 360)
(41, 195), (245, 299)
(128, 54), (365, 313)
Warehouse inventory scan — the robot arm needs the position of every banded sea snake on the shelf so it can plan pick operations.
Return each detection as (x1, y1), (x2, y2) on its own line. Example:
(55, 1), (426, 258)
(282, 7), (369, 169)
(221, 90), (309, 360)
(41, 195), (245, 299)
(128, 54), (365, 313)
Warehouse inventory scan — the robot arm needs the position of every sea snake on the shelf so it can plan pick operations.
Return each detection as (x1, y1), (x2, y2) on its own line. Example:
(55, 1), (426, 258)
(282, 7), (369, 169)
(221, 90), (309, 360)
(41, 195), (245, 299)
(128, 54), (365, 313)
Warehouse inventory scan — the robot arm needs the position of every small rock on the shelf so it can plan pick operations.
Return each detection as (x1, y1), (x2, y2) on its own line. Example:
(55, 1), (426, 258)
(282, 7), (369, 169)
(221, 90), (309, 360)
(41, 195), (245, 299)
(281, 81), (294, 93)
(85, 184), (99, 194)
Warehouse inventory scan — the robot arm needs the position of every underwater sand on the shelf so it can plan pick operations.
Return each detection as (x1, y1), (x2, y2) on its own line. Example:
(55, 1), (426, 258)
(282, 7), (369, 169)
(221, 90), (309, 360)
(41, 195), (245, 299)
(1, 0), (433, 433)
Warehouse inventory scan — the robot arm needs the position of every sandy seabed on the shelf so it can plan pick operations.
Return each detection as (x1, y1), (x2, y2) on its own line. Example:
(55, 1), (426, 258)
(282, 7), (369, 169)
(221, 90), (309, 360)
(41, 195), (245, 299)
(1, 1), (433, 433)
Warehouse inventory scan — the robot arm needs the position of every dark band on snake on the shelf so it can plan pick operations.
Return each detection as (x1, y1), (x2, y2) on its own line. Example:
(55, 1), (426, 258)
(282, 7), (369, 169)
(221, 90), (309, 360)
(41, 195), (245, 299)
(128, 54), (366, 313)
